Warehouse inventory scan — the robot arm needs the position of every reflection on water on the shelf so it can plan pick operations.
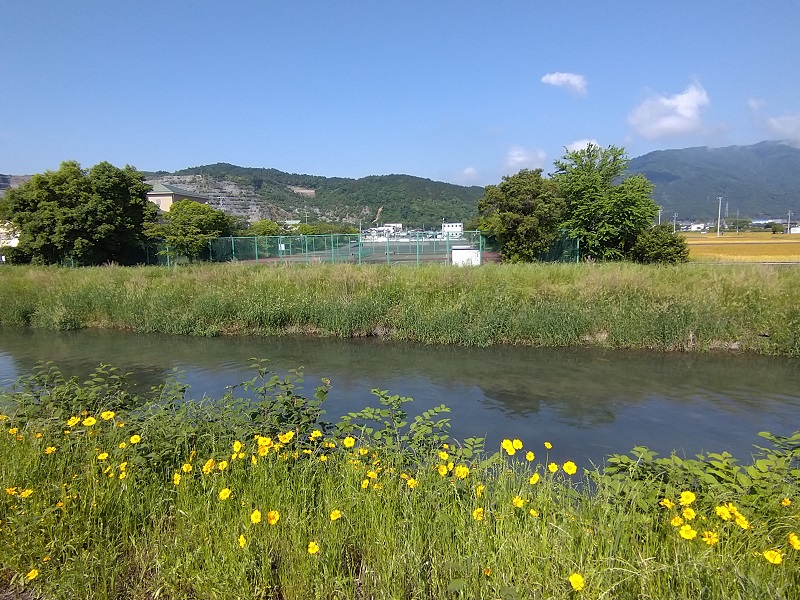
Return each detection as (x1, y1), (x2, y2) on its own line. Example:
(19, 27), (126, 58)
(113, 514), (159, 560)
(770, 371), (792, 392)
(1, 327), (799, 466)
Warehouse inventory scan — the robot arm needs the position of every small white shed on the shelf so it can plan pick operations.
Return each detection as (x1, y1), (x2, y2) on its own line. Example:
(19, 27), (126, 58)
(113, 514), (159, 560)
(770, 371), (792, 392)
(451, 245), (481, 266)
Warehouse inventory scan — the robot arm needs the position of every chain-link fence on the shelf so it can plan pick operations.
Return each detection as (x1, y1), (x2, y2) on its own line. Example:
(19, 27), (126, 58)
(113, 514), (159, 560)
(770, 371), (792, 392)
(203, 232), (486, 265)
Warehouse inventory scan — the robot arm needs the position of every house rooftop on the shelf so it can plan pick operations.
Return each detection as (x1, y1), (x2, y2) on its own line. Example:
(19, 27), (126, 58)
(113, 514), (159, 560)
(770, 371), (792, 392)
(149, 183), (210, 200)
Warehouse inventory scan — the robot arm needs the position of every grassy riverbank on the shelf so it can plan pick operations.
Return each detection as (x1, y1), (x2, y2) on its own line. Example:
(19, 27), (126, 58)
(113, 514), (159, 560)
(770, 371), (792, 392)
(2, 365), (799, 599)
(1, 262), (800, 355)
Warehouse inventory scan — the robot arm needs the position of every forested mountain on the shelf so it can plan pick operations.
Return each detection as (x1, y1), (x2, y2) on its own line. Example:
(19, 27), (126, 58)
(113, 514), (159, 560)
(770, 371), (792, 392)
(627, 141), (800, 220)
(144, 164), (483, 227)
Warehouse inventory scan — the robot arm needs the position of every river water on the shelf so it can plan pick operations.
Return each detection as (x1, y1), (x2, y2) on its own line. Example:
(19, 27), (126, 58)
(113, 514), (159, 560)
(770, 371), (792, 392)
(1, 327), (799, 467)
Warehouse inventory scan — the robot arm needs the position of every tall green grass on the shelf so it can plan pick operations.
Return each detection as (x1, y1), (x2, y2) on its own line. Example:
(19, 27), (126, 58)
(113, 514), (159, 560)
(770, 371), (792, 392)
(1, 262), (800, 354)
(1, 364), (799, 599)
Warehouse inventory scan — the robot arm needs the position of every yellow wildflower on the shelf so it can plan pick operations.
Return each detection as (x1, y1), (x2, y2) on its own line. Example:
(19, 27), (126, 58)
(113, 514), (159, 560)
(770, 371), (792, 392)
(544, 441), (552, 449)
(35, 432), (43, 439)
(5, 487), (17, 496)
(484, 567), (491, 577)
(44, 446), (56, 454)
(366, 470), (378, 479)
(217, 460), (228, 471)
(512, 439), (523, 450)
(525, 451), (535, 461)
(734, 514), (750, 530)
(548, 462), (558, 473)
(181, 463), (192, 473)
(82, 417), (96, 427)
(500, 439), (516, 456)
(563, 461), (578, 476)
(788, 532), (800, 550)
(343, 436), (356, 448)
(568, 573), (584, 592)
(406, 478), (418, 489)
(359, 447), (369, 456)
(118, 471), (127, 480)
(529, 508), (539, 517)
(512, 496), (525, 508)
(218, 488), (232, 501)
(277, 431), (294, 444)
(476, 484), (486, 497)
(66, 416), (80, 427)
(763, 549), (783, 564)
(701, 530), (719, 545)
(659, 498), (675, 509)
(119, 462), (127, 471)
(437, 465), (448, 477)
(26, 568), (39, 581)
(473, 507), (484, 521)
(670, 515), (684, 527)
(454, 465), (470, 479)
(361, 479), (369, 489)
(330, 509), (342, 521)
(781, 497), (792, 507)
(319, 454), (328, 462)
(682, 507), (696, 521)
(679, 525), (697, 540)
(202, 459), (215, 474)
(97, 452), (109, 461)
(267, 510), (280, 525)
(250, 509), (262, 524)
(438, 451), (449, 461)
(529, 473), (540, 485)
(307, 540), (320, 555)
(101, 411), (115, 421)
(173, 473), (181, 485)
(715, 505), (732, 520)
(118, 442), (126, 449)
(233, 440), (243, 453)
(20, 489), (33, 498)
(238, 534), (247, 548)
(129, 435), (141, 444)
(678, 490), (696, 506)
(8, 427), (18, 434)
(310, 429), (322, 439)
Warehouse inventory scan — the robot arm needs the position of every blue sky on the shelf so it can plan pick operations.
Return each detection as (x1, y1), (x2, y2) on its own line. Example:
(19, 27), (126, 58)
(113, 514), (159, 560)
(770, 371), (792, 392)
(2, 1), (799, 186)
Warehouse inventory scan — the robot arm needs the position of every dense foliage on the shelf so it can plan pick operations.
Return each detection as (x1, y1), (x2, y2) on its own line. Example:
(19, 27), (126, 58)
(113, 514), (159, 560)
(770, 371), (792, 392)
(1, 364), (798, 598)
(631, 224), (690, 264)
(0, 161), (156, 265)
(477, 169), (565, 263)
(553, 144), (659, 261)
(145, 200), (234, 260)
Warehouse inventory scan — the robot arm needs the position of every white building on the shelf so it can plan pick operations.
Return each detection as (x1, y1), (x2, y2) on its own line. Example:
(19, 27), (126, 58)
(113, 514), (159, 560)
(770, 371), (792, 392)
(441, 222), (464, 237)
(689, 223), (705, 232)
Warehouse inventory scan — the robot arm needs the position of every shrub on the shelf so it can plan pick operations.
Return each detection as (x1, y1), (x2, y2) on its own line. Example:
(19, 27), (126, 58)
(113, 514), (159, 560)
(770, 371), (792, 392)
(631, 224), (689, 264)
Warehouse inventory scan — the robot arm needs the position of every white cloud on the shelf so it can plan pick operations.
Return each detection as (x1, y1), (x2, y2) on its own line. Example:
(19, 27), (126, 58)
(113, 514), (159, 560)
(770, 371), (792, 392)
(504, 146), (547, 171)
(747, 97), (766, 112)
(628, 83), (710, 139)
(459, 166), (480, 183)
(541, 72), (587, 95)
(565, 138), (599, 152)
(766, 114), (800, 143)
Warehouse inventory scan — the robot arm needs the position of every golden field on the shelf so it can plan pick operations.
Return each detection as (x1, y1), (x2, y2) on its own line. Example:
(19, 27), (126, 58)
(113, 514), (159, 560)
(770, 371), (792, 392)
(685, 231), (800, 262)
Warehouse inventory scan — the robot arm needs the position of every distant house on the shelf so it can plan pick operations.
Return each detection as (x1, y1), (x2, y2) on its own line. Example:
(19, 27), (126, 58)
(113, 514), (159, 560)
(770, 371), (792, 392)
(441, 222), (464, 237)
(147, 183), (211, 212)
(689, 223), (705, 232)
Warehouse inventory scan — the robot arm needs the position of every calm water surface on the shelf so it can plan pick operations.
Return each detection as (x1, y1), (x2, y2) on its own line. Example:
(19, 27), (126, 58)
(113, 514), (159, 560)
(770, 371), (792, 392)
(2, 327), (799, 467)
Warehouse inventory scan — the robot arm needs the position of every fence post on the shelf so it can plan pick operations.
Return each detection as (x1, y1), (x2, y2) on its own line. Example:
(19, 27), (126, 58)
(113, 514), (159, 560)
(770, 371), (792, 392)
(305, 235), (309, 264)
(208, 240), (213, 262)
(386, 236), (390, 264)
(254, 236), (259, 263)
(416, 231), (420, 265)
(358, 233), (362, 265)
(446, 235), (450, 265)
(279, 236), (284, 264)
(230, 236), (235, 261)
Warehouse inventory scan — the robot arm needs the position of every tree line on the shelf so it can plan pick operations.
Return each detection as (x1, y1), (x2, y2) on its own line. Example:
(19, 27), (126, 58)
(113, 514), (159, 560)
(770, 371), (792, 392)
(0, 162), (357, 265)
(478, 144), (688, 263)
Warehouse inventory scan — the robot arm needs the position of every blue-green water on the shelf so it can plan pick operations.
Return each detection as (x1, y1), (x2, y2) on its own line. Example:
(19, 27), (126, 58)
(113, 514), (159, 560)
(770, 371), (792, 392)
(1, 327), (799, 467)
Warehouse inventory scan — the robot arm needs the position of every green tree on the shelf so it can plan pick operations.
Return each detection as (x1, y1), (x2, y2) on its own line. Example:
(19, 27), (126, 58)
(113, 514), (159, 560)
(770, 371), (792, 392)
(630, 224), (690, 264)
(553, 144), (658, 260)
(0, 161), (157, 265)
(245, 219), (284, 237)
(146, 200), (233, 261)
(477, 169), (565, 262)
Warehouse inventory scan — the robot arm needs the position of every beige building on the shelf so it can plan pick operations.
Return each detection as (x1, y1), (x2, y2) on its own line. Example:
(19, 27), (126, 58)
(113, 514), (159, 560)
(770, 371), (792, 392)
(147, 183), (211, 212)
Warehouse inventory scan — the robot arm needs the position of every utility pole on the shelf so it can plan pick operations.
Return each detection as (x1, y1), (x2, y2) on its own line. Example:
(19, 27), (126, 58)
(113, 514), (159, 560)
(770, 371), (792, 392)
(716, 196), (723, 237)
(658, 208), (663, 225)
(673, 212), (678, 233)
(789, 210), (793, 234)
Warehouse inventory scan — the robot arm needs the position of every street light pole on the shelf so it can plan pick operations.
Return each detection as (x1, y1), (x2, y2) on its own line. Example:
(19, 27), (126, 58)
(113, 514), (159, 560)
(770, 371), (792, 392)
(716, 196), (723, 237)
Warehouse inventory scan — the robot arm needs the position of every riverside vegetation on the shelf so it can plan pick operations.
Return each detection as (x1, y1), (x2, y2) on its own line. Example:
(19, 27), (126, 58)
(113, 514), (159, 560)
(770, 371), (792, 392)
(1, 262), (800, 355)
(1, 362), (799, 599)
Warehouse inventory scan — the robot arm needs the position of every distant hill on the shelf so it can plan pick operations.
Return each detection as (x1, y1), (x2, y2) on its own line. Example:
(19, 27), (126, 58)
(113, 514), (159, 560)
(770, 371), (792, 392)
(144, 164), (484, 227)
(627, 141), (800, 220)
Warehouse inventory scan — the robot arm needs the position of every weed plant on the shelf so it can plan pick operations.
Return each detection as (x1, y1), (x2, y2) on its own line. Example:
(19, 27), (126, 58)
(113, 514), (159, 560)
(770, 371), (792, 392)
(1, 363), (799, 599)
(1, 262), (800, 354)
